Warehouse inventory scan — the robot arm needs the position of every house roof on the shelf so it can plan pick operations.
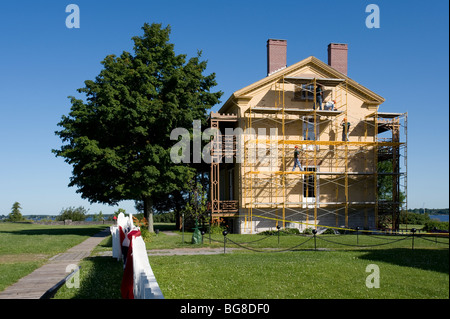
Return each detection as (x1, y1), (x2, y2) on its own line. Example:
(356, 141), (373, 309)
(218, 56), (385, 114)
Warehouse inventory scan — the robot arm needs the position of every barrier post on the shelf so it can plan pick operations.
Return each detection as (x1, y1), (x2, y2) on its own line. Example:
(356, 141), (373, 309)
(277, 225), (281, 245)
(356, 227), (360, 246)
(411, 228), (416, 250)
(223, 230), (228, 254)
(182, 212), (185, 245)
(312, 229), (317, 251)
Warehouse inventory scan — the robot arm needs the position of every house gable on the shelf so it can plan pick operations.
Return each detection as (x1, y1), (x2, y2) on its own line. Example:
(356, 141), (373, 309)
(219, 56), (384, 116)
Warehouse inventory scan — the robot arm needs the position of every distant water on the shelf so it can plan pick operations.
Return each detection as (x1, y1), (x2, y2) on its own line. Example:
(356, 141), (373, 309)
(429, 215), (449, 222)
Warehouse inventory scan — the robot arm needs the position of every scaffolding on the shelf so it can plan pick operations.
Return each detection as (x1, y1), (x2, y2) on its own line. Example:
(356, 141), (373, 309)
(209, 112), (239, 220)
(239, 76), (407, 234)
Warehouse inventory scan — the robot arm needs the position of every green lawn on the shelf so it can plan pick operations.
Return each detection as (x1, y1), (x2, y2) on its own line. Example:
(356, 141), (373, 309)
(56, 227), (449, 299)
(149, 249), (449, 299)
(147, 231), (449, 299)
(2, 222), (448, 299)
(0, 222), (108, 292)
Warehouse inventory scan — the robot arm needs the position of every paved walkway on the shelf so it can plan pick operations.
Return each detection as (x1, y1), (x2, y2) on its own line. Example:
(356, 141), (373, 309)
(0, 228), (110, 299)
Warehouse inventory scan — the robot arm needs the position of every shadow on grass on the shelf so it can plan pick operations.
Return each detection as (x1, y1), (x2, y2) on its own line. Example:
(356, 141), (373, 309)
(0, 226), (108, 237)
(358, 248), (449, 274)
(98, 235), (113, 248)
(65, 256), (123, 299)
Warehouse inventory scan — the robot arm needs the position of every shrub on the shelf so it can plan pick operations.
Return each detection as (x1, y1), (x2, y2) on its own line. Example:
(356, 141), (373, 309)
(258, 228), (300, 236)
(284, 228), (300, 235)
(206, 218), (228, 235)
(208, 219), (227, 234)
(423, 220), (449, 232)
(140, 226), (154, 243)
(257, 230), (276, 236)
(56, 206), (87, 221)
(154, 211), (176, 223)
(378, 214), (392, 230)
(323, 228), (337, 234)
(399, 211), (431, 225)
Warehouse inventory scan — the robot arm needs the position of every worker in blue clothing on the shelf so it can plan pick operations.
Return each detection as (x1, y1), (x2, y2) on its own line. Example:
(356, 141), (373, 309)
(341, 118), (351, 141)
(315, 84), (323, 110)
(292, 146), (303, 171)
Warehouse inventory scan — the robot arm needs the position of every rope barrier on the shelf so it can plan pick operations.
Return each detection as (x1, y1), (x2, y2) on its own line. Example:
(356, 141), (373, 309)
(234, 234), (273, 244)
(363, 233), (410, 241)
(415, 235), (450, 245)
(204, 226), (448, 254)
(252, 214), (449, 236)
(211, 234), (448, 253)
(316, 234), (410, 248)
(226, 236), (313, 253)
(207, 236), (225, 244)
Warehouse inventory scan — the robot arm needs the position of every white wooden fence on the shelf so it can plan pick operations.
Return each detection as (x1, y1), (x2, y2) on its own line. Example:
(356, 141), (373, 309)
(110, 213), (164, 299)
(111, 226), (121, 260)
(131, 235), (164, 299)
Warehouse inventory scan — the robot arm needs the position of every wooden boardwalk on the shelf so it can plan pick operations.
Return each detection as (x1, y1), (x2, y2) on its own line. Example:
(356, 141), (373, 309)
(0, 228), (110, 299)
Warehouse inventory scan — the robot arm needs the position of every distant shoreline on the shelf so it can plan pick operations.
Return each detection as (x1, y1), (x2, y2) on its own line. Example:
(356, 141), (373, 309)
(429, 215), (449, 222)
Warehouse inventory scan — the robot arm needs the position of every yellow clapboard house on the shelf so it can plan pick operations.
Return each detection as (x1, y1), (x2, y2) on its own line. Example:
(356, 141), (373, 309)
(208, 40), (407, 234)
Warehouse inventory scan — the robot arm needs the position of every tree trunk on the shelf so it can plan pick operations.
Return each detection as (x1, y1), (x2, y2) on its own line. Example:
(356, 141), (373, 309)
(143, 196), (155, 233)
(174, 190), (183, 230)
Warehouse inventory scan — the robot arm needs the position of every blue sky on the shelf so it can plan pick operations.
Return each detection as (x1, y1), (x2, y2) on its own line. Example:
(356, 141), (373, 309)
(0, 0), (448, 215)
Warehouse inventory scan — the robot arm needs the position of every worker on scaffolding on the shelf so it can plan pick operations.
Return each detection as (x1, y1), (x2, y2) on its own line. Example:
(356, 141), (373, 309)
(324, 100), (336, 111)
(315, 84), (323, 110)
(292, 146), (303, 171)
(341, 118), (351, 141)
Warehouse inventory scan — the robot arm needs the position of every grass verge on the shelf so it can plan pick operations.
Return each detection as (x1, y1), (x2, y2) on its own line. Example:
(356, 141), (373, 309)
(54, 236), (123, 299)
(0, 222), (108, 292)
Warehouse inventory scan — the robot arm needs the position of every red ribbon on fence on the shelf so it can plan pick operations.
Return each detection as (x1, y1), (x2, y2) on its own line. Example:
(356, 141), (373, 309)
(120, 229), (141, 299)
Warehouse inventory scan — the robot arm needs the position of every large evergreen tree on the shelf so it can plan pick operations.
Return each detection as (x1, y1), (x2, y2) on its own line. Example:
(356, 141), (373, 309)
(7, 202), (24, 222)
(53, 23), (222, 232)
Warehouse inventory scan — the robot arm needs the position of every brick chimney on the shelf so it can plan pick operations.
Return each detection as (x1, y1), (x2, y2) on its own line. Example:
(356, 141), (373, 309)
(267, 39), (287, 76)
(327, 43), (348, 75)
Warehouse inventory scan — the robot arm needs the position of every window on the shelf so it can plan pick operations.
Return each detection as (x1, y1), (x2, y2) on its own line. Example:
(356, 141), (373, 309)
(303, 167), (316, 198)
(303, 117), (315, 141)
(294, 84), (315, 101)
